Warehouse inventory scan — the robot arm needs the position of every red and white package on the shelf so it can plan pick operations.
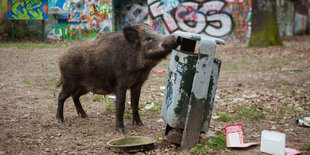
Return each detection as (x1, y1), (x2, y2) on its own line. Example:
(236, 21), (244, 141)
(285, 147), (302, 155)
(225, 124), (259, 148)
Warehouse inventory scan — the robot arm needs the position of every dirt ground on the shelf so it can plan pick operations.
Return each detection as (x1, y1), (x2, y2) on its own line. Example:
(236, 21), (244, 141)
(0, 36), (309, 155)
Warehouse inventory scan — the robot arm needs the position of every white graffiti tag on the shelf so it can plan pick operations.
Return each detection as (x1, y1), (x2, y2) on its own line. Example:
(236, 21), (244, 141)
(148, 0), (234, 37)
(124, 3), (148, 25)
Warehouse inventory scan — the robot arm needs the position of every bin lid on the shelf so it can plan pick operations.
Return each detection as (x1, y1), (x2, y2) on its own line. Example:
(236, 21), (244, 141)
(173, 31), (225, 45)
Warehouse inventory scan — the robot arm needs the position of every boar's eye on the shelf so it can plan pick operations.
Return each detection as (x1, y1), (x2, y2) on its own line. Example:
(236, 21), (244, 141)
(145, 37), (153, 41)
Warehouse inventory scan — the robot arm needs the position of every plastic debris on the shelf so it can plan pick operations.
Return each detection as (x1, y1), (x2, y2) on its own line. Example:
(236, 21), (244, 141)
(144, 102), (154, 110)
(225, 124), (259, 148)
(233, 98), (244, 102)
(107, 95), (116, 99)
(261, 130), (285, 155)
(296, 117), (310, 127)
(156, 69), (166, 74)
(281, 68), (302, 72)
(215, 95), (221, 101)
(160, 86), (165, 90)
(285, 147), (302, 155)
(158, 136), (163, 141)
(251, 133), (260, 138)
(212, 115), (219, 119)
(243, 94), (261, 98)
(157, 118), (164, 123)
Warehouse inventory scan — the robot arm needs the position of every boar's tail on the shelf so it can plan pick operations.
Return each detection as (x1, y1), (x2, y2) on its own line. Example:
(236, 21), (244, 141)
(53, 78), (62, 97)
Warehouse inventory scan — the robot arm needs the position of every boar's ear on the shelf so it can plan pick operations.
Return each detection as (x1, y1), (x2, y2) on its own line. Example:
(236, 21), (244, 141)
(123, 26), (139, 44)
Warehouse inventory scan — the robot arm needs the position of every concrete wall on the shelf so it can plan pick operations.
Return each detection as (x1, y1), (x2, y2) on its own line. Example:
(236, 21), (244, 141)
(3, 0), (309, 41)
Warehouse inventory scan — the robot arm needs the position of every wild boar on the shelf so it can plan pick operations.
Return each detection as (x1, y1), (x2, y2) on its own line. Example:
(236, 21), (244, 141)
(56, 24), (180, 133)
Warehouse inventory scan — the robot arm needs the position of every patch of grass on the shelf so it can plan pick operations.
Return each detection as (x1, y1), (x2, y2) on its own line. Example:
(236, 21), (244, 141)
(223, 65), (239, 71)
(50, 62), (56, 65)
(146, 102), (161, 112)
(281, 88), (307, 97)
(280, 103), (290, 111)
(0, 42), (68, 50)
(250, 113), (265, 120)
(23, 79), (32, 85)
(103, 103), (115, 115)
(239, 58), (249, 64)
(192, 142), (209, 154)
(192, 133), (227, 154)
(270, 116), (280, 121)
(48, 77), (58, 82)
(32, 97), (40, 100)
(207, 133), (227, 151)
(217, 112), (234, 121)
(304, 144), (310, 151)
(223, 95), (232, 102)
(245, 67), (260, 72)
(237, 104), (265, 120)
(306, 107), (310, 112)
(139, 111), (150, 116)
(92, 95), (104, 102)
(124, 112), (132, 119)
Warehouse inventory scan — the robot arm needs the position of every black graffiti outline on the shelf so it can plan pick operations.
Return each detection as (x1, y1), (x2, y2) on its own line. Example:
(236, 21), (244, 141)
(148, 0), (235, 38)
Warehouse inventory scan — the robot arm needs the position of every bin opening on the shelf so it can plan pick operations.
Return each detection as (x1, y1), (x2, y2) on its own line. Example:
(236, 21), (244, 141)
(180, 38), (196, 53)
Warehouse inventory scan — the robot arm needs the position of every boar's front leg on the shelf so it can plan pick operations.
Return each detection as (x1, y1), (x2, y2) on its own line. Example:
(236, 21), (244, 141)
(131, 84), (144, 126)
(115, 85), (127, 134)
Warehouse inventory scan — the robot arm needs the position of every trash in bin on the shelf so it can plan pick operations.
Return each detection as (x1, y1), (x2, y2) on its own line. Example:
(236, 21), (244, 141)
(225, 124), (259, 148)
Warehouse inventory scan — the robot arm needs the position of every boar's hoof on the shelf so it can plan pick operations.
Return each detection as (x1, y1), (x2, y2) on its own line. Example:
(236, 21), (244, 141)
(56, 114), (64, 123)
(116, 128), (125, 134)
(57, 118), (64, 123)
(77, 111), (88, 118)
(133, 120), (144, 126)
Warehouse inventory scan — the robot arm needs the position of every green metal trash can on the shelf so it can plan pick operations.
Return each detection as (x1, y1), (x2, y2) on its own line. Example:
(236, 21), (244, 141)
(161, 31), (224, 148)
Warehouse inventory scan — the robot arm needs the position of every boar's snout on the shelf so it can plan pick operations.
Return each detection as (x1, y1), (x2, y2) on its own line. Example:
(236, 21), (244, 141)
(162, 35), (180, 50)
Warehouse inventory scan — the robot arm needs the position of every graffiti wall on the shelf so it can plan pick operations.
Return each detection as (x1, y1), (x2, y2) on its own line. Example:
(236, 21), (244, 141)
(8, 0), (48, 20)
(115, 1), (148, 30)
(277, 0), (294, 36)
(47, 0), (113, 40)
(147, 0), (251, 42)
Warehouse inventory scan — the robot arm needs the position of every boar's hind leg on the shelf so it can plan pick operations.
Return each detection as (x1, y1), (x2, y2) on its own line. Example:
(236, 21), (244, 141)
(72, 88), (88, 118)
(56, 87), (75, 122)
(131, 84), (144, 126)
(115, 86), (127, 134)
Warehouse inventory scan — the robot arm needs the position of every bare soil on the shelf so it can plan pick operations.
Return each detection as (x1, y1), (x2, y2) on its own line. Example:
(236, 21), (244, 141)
(0, 36), (309, 154)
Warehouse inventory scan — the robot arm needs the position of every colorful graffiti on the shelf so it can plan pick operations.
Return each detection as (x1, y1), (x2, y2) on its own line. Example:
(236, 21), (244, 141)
(8, 0), (48, 20)
(148, 0), (252, 42)
(47, 0), (113, 40)
(225, 0), (252, 42)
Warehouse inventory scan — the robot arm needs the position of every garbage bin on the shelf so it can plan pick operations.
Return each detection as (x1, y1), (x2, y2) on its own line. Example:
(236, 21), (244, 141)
(160, 31), (224, 148)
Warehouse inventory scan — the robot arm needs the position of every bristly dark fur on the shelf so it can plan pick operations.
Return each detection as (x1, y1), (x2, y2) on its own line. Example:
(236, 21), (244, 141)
(55, 24), (179, 134)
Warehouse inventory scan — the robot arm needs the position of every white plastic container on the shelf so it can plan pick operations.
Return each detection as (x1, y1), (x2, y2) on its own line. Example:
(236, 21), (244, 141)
(260, 130), (286, 155)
